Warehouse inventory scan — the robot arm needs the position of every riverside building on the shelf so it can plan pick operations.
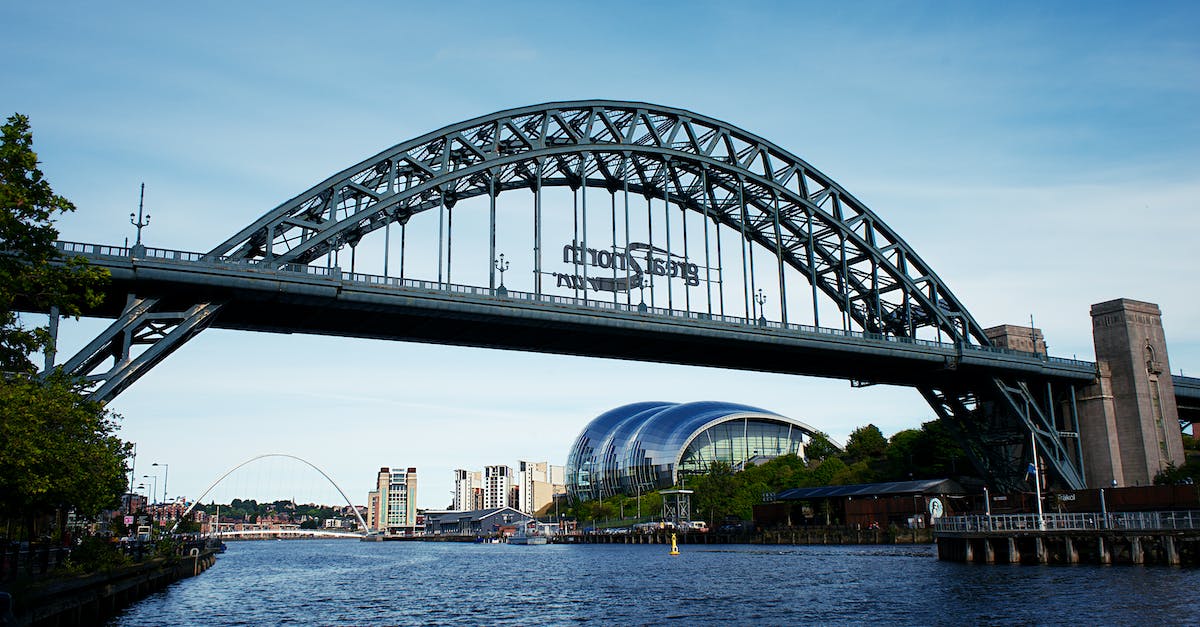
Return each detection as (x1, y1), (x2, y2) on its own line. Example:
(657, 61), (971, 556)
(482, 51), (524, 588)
(366, 467), (418, 534)
(452, 469), (483, 511)
(483, 465), (512, 510)
(517, 461), (566, 515)
(565, 401), (819, 501)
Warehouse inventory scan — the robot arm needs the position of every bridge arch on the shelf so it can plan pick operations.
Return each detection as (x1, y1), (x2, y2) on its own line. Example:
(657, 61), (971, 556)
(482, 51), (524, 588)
(53, 101), (1093, 493)
(210, 100), (987, 346)
(169, 454), (368, 534)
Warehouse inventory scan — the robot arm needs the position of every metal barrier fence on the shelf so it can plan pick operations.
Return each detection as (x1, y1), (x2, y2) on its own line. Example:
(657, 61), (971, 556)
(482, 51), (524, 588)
(53, 240), (1095, 370)
(0, 543), (70, 580)
(934, 511), (1200, 534)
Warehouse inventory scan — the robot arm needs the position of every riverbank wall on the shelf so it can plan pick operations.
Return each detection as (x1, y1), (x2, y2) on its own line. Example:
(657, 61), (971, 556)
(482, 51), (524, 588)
(7, 549), (216, 626)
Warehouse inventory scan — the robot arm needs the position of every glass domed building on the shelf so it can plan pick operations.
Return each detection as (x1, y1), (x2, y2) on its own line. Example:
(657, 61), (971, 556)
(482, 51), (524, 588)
(565, 401), (819, 502)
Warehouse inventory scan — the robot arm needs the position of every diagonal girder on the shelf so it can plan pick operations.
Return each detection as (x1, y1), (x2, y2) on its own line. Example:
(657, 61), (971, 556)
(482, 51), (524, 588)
(53, 295), (224, 403)
(921, 376), (1086, 491)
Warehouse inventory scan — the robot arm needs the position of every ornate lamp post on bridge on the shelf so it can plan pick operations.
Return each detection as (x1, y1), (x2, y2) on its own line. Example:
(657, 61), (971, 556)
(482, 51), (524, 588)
(129, 183), (151, 256)
(754, 289), (768, 325)
(494, 253), (510, 296)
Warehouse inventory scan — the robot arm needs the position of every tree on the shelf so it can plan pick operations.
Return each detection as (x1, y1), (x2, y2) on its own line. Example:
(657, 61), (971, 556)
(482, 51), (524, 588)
(843, 424), (888, 464)
(0, 373), (131, 534)
(1, 113), (108, 373)
(0, 114), (127, 541)
(803, 431), (841, 463)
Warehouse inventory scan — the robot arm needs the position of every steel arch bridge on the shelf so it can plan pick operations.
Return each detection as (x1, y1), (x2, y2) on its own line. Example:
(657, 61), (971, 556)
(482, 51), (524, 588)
(170, 453), (369, 535)
(42, 100), (1098, 492)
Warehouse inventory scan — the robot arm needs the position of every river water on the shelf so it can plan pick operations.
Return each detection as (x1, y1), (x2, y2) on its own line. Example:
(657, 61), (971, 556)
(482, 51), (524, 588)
(109, 540), (1197, 625)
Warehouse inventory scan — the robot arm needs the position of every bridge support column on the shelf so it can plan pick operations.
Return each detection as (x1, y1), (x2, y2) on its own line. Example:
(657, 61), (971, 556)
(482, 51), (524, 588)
(1063, 537), (1078, 564)
(1130, 537), (1144, 564)
(982, 538), (995, 564)
(1079, 299), (1185, 488)
(1033, 538), (1047, 564)
(1165, 536), (1180, 566)
(1007, 538), (1019, 563)
(1098, 537), (1111, 564)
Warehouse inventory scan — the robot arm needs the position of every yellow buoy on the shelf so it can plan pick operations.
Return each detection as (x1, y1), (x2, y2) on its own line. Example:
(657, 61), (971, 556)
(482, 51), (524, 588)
(669, 532), (680, 556)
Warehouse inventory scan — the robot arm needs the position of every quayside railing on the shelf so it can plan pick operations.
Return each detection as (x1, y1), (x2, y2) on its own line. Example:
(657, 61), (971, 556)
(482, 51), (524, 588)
(934, 511), (1200, 534)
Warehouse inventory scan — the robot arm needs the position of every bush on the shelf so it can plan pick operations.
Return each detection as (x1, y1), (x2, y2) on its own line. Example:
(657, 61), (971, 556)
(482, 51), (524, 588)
(64, 536), (129, 573)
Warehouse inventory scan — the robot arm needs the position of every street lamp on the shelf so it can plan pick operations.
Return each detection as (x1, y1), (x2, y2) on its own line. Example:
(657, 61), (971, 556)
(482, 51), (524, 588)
(494, 253), (510, 295)
(754, 289), (768, 325)
(142, 474), (158, 507)
(129, 183), (151, 247)
(153, 462), (169, 505)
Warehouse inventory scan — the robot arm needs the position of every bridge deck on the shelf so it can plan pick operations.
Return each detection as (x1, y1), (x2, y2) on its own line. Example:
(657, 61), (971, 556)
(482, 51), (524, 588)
(36, 241), (1102, 390)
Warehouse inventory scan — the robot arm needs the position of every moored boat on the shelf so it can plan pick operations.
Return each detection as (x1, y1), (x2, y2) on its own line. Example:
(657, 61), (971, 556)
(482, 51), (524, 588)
(507, 522), (548, 545)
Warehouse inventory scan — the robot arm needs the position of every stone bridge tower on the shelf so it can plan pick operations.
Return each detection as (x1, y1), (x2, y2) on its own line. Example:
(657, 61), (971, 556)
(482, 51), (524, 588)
(1077, 299), (1185, 487)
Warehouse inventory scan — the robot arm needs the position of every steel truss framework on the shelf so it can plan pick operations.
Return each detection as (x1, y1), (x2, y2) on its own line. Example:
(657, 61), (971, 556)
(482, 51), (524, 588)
(55, 101), (1086, 491)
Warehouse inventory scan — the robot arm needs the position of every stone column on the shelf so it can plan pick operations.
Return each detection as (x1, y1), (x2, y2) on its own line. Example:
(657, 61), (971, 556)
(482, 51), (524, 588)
(1081, 299), (1185, 487)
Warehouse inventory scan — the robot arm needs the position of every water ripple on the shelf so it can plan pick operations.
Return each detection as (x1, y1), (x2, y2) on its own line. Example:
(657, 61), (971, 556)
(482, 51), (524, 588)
(108, 540), (1200, 626)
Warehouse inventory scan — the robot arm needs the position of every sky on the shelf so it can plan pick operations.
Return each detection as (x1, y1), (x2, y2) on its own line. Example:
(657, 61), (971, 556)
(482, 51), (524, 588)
(4, 1), (1199, 509)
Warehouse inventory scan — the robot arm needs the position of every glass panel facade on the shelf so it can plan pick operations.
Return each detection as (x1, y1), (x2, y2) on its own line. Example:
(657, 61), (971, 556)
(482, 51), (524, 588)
(566, 401), (816, 501)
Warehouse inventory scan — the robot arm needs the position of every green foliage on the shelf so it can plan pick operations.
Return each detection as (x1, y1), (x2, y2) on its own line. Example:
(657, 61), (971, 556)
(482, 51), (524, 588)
(882, 419), (965, 480)
(843, 424), (887, 464)
(0, 373), (131, 520)
(810, 456), (848, 486)
(803, 431), (841, 463)
(0, 113), (109, 373)
(63, 536), (129, 573)
(1154, 460), (1200, 486)
(196, 499), (340, 524)
(830, 460), (875, 485)
(565, 419), (975, 529)
(680, 419), (973, 525)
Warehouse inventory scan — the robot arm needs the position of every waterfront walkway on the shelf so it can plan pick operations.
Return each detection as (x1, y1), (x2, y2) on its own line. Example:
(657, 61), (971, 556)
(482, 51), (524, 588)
(934, 511), (1200, 565)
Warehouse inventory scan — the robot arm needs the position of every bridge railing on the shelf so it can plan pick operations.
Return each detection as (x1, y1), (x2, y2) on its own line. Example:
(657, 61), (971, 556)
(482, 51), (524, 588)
(57, 241), (130, 258)
(934, 511), (1200, 534)
(55, 240), (1096, 370)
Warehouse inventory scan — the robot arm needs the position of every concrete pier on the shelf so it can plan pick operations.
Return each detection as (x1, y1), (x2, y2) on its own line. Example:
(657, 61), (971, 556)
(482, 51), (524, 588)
(936, 511), (1200, 565)
(935, 517), (1200, 566)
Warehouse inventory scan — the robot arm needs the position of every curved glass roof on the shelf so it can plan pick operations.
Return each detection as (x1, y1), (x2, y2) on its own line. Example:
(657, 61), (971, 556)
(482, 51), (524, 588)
(566, 401), (819, 501)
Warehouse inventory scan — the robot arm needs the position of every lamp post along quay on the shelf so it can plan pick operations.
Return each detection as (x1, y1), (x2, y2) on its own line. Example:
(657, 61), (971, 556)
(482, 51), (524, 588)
(142, 474), (157, 507)
(153, 462), (169, 505)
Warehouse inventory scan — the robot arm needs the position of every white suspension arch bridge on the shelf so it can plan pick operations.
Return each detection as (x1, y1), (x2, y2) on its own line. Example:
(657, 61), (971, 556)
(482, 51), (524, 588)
(169, 453), (370, 537)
